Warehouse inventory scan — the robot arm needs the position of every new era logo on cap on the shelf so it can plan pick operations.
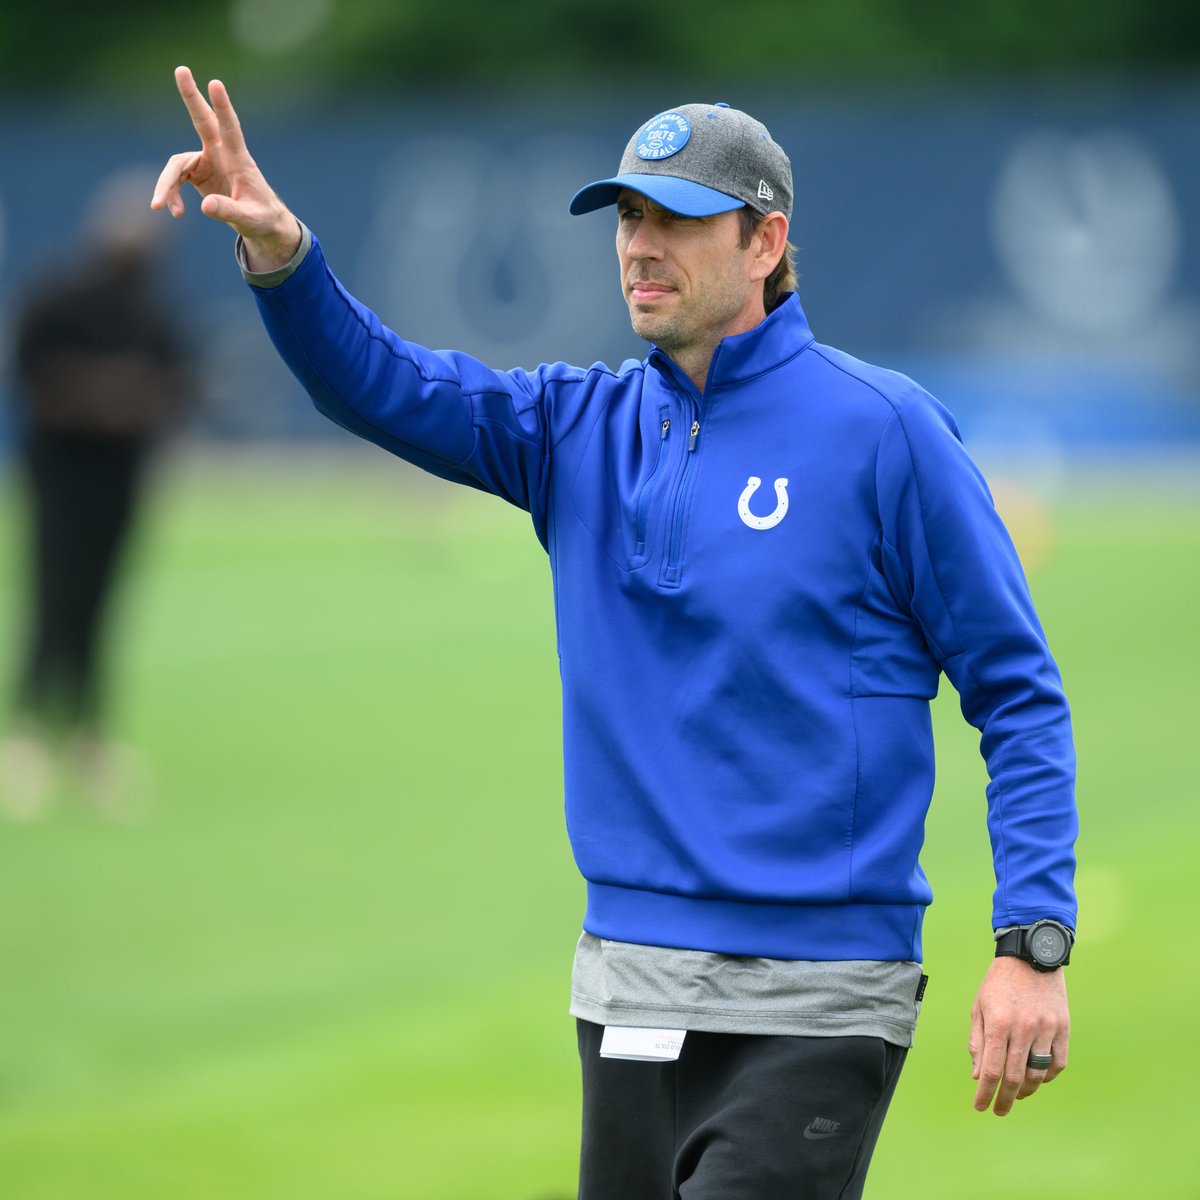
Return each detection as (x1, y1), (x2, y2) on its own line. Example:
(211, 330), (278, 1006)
(757, 180), (773, 202)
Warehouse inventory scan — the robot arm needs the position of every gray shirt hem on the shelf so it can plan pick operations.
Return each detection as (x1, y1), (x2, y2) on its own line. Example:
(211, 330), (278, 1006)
(569, 993), (918, 1046)
(570, 934), (923, 1049)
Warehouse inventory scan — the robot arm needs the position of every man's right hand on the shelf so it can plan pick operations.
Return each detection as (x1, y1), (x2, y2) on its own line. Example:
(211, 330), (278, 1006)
(151, 66), (301, 272)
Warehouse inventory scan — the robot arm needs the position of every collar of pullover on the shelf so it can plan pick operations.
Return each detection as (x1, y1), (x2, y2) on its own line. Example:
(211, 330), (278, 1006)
(647, 292), (815, 398)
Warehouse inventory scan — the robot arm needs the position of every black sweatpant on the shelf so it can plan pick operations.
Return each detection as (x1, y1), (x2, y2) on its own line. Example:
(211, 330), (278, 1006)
(15, 432), (147, 730)
(577, 1019), (907, 1200)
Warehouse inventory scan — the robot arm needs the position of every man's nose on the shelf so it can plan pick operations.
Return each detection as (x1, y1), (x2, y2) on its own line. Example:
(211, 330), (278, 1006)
(626, 219), (664, 260)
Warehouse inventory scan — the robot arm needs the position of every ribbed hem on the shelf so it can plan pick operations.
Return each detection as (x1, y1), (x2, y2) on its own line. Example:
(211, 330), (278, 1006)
(584, 882), (924, 961)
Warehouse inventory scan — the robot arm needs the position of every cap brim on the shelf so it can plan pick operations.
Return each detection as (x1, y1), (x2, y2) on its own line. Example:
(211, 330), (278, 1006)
(568, 173), (745, 217)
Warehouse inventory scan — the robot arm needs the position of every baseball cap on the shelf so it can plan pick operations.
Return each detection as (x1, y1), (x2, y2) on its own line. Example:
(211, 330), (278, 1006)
(569, 102), (792, 221)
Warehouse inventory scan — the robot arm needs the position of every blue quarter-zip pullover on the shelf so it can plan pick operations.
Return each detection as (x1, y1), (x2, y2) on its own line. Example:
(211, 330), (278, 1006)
(250, 232), (1077, 962)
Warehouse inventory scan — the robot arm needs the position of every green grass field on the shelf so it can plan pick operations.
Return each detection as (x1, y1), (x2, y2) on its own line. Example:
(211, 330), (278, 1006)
(0, 447), (1196, 1198)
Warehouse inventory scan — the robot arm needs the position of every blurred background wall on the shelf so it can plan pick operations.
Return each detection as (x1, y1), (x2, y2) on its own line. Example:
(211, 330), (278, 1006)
(1, 0), (1198, 455)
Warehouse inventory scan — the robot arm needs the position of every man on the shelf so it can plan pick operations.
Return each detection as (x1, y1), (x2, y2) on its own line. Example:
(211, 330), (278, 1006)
(2, 168), (187, 819)
(153, 68), (1078, 1199)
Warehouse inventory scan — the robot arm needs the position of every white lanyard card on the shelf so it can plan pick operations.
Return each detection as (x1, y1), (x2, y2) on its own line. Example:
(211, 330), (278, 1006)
(599, 1025), (687, 1062)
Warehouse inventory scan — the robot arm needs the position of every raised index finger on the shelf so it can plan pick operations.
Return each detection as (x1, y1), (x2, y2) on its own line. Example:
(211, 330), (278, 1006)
(207, 78), (248, 155)
(175, 65), (219, 146)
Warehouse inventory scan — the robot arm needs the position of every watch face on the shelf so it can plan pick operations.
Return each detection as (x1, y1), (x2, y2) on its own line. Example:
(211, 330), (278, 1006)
(1030, 924), (1068, 966)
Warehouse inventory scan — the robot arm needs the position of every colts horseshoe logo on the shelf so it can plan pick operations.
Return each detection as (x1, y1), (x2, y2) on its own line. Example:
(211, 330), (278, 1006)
(737, 476), (790, 530)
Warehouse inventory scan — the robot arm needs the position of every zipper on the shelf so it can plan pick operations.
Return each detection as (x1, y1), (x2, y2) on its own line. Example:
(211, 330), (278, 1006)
(661, 414), (700, 587)
(634, 409), (672, 554)
(648, 346), (715, 589)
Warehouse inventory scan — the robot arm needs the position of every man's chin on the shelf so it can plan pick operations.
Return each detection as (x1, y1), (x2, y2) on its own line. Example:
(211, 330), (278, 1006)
(628, 309), (676, 346)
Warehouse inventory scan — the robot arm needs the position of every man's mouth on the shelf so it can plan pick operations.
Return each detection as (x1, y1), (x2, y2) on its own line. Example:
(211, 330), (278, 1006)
(629, 281), (676, 302)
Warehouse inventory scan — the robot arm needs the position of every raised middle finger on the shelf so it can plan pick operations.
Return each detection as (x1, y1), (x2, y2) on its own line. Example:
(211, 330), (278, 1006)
(207, 78), (249, 155)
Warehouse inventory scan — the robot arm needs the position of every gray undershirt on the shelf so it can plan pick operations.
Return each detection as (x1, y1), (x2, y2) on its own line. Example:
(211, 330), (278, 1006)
(571, 934), (924, 1047)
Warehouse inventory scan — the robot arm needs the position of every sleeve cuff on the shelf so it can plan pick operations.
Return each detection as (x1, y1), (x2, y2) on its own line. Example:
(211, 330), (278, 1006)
(235, 221), (313, 288)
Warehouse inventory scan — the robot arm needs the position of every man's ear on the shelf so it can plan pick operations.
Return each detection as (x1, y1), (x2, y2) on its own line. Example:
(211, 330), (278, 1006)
(750, 212), (789, 283)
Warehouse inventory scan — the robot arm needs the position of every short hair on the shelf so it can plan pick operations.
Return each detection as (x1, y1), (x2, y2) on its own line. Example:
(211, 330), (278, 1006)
(737, 208), (798, 311)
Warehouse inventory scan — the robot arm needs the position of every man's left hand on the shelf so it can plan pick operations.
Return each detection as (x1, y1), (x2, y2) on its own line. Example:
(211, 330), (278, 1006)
(969, 956), (1070, 1116)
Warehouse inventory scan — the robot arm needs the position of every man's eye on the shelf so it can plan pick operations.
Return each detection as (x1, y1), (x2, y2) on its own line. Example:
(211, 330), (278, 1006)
(618, 208), (641, 221)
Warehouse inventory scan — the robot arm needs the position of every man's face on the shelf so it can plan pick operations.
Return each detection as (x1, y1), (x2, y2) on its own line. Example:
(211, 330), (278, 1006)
(615, 189), (763, 357)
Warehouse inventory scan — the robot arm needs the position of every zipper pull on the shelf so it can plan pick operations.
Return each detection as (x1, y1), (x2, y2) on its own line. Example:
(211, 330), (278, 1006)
(661, 419), (671, 438)
(688, 419), (700, 451)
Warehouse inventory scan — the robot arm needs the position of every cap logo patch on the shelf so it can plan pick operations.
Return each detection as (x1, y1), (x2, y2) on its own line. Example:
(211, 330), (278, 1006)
(636, 111), (691, 161)
(757, 179), (774, 202)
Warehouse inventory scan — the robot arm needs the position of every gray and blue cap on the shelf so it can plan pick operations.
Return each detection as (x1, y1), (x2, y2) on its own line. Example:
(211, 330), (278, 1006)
(569, 102), (793, 221)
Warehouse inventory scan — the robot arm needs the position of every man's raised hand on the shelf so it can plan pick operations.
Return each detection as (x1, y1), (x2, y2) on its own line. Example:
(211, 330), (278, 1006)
(151, 66), (301, 271)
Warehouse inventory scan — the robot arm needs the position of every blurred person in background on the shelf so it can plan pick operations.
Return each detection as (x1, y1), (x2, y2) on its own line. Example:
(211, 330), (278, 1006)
(153, 68), (1078, 1199)
(0, 168), (189, 820)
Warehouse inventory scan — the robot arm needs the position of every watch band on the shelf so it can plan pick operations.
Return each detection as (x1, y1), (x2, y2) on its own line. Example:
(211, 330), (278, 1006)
(994, 928), (1027, 958)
